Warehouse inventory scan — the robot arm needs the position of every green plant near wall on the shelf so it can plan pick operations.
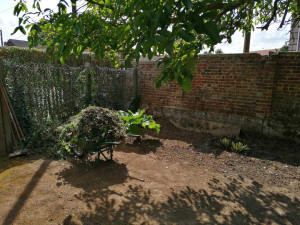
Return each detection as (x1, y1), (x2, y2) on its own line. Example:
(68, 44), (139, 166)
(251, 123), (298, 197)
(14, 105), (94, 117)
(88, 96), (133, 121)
(219, 137), (231, 149)
(231, 142), (250, 152)
(218, 137), (250, 153)
(119, 109), (160, 135)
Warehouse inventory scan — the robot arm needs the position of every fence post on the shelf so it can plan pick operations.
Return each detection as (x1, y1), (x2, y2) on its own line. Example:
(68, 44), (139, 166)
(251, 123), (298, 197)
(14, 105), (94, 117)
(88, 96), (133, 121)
(84, 62), (93, 107)
(134, 66), (138, 99)
(0, 95), (7, 156)
(0, 57), (12, 155)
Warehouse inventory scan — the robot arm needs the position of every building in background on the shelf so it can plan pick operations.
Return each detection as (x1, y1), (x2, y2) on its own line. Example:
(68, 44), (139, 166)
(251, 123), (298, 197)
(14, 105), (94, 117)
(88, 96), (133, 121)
(4, 39), (45, 50)
(250, 49), (276, 56)
(288, 21), (300, 52)
(4, 39), (29, 48)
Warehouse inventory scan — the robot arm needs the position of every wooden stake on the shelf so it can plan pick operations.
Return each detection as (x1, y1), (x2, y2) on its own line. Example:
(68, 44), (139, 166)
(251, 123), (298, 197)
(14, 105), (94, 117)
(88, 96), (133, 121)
(0, 88), (18, 150)
(0, 82), (22, 143)
(0, 80), (24, 137)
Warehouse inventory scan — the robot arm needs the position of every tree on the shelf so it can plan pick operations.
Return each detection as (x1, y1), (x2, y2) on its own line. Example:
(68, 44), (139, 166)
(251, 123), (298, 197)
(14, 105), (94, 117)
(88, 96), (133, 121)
(215, 48), (223, 54)
(279, 42), (289, 52)
(13, 0), (300, 91)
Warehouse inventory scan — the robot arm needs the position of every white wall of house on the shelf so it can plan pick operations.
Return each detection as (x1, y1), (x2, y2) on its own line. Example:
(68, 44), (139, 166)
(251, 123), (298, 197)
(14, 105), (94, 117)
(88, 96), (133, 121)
(289, 21), (300, 52)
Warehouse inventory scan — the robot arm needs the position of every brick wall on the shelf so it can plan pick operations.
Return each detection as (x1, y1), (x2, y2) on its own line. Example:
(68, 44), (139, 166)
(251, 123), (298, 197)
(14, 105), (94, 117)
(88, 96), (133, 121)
(139, 53), (300, 141)
(268, 53), (300, 138)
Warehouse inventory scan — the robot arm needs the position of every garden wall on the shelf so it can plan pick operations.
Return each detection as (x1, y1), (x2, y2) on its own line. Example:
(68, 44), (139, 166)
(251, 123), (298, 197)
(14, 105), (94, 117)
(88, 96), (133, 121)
(139, 53), (300, 141)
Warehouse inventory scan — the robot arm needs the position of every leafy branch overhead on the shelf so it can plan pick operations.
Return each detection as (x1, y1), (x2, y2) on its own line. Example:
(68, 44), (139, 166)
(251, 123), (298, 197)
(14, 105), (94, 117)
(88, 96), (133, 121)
(13, 0), (300, 91)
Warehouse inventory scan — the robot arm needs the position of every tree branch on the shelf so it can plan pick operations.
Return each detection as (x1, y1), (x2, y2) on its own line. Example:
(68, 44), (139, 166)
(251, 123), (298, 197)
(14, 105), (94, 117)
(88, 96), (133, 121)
(279, 0), (291, 29)
(260, 0), (279, 30)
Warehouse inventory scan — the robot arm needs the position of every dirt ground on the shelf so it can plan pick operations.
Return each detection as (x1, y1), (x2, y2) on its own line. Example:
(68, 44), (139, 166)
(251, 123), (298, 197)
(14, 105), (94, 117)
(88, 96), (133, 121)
(0, 118), (300, 225)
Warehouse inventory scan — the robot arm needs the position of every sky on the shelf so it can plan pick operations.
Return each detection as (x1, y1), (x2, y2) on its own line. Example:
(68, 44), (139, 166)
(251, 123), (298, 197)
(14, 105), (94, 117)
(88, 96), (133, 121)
(0, 0), (291, 53)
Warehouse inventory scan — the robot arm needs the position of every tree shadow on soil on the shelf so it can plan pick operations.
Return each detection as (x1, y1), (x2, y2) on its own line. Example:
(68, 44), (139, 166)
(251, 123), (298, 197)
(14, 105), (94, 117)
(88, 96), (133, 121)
(152, 118), (300, 166)
(56, 159), (128, 192)
(3, 159), (51, 225)
(63, 177), (300, 225)
(114, 139), (162, 155)
(239, 133), (300, 166)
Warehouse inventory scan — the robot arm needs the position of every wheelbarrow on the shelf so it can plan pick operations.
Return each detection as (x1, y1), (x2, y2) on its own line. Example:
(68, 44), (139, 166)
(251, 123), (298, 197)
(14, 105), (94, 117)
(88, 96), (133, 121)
(72, 142), (119, 168)
(71, 134), (141, 168)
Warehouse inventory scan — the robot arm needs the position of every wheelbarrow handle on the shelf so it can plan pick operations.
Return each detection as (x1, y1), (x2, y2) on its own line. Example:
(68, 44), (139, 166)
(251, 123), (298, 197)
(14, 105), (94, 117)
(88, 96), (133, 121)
(126, 134), (141, 138)
(99, 142), (120, 147)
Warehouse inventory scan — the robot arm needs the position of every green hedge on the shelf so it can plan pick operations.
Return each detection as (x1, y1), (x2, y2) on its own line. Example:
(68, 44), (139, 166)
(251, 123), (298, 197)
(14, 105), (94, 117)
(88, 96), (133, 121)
(0, 46), (118, 67)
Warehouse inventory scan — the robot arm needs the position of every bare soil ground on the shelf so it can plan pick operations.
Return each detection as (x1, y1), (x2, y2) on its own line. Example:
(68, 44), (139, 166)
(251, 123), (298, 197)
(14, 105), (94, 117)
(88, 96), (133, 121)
(0, 118), (299, 225)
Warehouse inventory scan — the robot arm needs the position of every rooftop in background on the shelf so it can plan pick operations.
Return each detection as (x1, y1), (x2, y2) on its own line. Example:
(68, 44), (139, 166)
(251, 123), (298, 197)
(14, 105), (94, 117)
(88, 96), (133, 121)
(4, 39), (29, 48)
(4, 39), (46, 50)
(250, 49), (276, 56)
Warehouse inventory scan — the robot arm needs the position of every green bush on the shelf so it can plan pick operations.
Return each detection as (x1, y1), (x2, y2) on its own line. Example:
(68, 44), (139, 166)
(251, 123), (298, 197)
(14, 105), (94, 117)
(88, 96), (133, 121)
(25, 119), (68, 159)
(0, 46), (117, 67)
(118, 109), (160, 135)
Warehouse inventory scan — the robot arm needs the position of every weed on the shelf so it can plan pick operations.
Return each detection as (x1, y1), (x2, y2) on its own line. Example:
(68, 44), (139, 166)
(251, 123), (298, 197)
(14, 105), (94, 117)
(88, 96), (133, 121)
(231, 142), (250, 152)
(219, 137), (231, 149)
(217, 137), (250, 153)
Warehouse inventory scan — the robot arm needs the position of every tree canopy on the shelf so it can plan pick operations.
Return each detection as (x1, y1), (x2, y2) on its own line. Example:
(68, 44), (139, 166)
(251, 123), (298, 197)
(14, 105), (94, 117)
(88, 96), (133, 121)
(13, 0), (300, 91)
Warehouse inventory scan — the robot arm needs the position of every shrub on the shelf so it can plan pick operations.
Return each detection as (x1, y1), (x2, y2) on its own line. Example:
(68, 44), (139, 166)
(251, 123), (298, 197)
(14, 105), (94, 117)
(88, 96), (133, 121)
(25, 119), (67, 159)
(118, 109), (160, 135)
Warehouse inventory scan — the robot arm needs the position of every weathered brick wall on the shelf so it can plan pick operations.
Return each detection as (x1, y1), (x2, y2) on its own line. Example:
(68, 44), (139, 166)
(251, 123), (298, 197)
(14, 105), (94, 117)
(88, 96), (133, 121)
(268, 53), (300, 139)
(139, 53), (300, 140)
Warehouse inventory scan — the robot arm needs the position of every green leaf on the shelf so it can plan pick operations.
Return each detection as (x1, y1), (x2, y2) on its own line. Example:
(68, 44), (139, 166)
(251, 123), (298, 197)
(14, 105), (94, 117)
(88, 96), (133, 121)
(36, 2), (41, 11)
(154, 35), (163, 43)
(157, 29), (171, 37)
(148, 121), (156, 129)
(124, 25), (131, 33)
(11, 27), (19, 35)
(203, 21), (221, 43)
(183, 0), (193, 9)
(125, 56), (132, 68)
(182, 76), (191, 92)
(19, 26), (26, 34)
(148, 50), (153, 60)
(155, 77), (163, 88)
(179, 31), (195, 42)
(21, 3), (28, 12)
(128, 124), (139, 134)
(166, 44), (173, 55)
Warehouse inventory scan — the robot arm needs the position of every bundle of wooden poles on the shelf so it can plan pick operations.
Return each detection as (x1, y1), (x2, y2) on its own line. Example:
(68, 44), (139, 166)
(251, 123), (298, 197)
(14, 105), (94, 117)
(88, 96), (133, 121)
(0, 79), (24, 151)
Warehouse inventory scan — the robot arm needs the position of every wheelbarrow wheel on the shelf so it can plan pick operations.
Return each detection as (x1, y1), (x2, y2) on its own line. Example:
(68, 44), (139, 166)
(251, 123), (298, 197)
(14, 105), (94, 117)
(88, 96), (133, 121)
(73, 146), (85, 158)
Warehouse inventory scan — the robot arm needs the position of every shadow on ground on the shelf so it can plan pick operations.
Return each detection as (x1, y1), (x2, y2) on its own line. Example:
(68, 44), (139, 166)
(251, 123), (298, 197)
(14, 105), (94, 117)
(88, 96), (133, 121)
(63, 177), (300, 225)
(56, 159), (128, 192)
(2, 159), (51, 225)
(152, 117), (300, 166)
